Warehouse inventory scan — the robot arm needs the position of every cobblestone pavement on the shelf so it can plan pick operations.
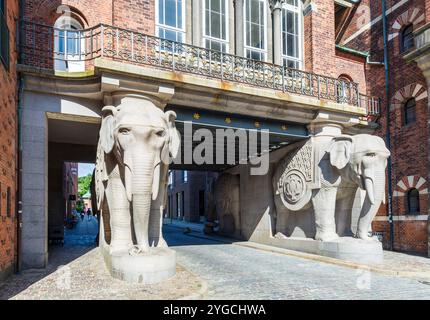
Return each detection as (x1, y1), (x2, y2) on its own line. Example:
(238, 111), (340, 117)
(0, 217), (202, 300)
(164, 225), (430, 300)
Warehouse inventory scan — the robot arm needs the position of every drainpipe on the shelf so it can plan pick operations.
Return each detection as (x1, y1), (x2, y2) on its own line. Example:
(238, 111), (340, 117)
(15, 0), (25, 273)
(382, 0), (395, 251)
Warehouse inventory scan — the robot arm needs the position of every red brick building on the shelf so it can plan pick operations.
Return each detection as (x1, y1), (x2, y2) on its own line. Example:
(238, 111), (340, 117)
(0, 0), (18, 281)
(335, 0), (430, 254)
(0, 0), (429, 277)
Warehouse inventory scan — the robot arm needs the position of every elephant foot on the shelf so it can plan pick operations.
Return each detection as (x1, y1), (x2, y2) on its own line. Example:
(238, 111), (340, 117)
(315, 230), (339, 242)
(129, 244), (150, 256)
(157, 238), (168, 248)
(356, 230), (377, 241)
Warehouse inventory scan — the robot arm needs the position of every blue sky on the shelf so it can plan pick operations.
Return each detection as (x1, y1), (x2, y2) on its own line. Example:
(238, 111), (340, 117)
(78, 163), (95, 177)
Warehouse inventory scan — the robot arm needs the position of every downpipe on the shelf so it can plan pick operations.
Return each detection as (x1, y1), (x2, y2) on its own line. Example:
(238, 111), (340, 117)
(382, 0), (395, 251)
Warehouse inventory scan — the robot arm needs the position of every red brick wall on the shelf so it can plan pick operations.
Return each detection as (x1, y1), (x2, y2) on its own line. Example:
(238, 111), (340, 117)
(342, 0), (430, 253)
(0, 0), (18, 279)
(335, 51), (367, 94)
(24, 0), (155, 34)
(304, 0), (337, 77)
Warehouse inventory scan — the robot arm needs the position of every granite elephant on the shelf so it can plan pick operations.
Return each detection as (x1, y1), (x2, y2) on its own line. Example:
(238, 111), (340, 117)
(95, 97), (180, 254)
(273, 134), (390, 241)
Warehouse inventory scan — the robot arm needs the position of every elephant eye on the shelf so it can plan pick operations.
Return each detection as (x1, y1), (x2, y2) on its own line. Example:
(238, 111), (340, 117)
(155, 129), (166, 137)
(119, 128), (130, 135)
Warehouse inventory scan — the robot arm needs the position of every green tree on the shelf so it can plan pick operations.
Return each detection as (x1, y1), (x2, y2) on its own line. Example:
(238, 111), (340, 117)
(78, 174), (92, 198)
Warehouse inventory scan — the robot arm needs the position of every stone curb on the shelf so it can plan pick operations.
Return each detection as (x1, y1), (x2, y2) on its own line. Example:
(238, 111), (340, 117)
(177, 268), (208, 300)
(165, 224), (430, 281)
(236, 241), (430, 280)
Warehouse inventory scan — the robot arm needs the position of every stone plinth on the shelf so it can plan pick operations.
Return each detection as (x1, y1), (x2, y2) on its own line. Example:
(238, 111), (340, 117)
(101, 246), (176, 284)
(265, 235), (383, 264)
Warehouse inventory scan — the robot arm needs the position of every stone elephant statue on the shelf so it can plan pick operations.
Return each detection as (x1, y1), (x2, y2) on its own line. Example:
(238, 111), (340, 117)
(95, 97), (180, 254)
(273, 134), (390, 242)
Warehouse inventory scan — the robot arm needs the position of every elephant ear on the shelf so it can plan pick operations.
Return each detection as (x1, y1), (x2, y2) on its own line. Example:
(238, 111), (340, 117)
(165, 110), (181, 159)
(329, 136), (353, 170)
(100, 106), (117, 154)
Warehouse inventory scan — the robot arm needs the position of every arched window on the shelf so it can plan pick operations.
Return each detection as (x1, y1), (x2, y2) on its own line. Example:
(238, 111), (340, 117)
(403, 98), (416, 125)
(54, 16), (84, 71)
(337, 75), (352, 103)
(401, 24), (414, 53)
(407, 188), (420, 214)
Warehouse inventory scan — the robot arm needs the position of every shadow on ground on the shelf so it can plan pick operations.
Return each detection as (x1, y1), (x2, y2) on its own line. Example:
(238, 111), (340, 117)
(0, 215), (98, 300)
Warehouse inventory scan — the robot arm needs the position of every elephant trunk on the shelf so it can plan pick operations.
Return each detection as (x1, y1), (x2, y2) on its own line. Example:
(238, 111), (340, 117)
(357, 165), (386, 239)
(128, 152), (157, 251)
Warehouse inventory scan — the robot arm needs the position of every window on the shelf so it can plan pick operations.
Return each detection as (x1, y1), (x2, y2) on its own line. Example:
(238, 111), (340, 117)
(337, 75), (352, 103)
(0, 0), (9, 69)
(156, 0), (185, 42)
(54, 16), (85, 71)
(168, 170), (173, 188)
(182, 170), (188, 183)
(281, 0), (302, 69)
(404, 98), (416, 125)
(401, 24), (414, 53)
(244, 0), (267, 61)
(203, 0), (229, 52)
(407, 188), (420, 214)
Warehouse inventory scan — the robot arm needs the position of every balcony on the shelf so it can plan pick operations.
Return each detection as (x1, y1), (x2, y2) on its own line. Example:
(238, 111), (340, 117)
(18, 20), (380, 117)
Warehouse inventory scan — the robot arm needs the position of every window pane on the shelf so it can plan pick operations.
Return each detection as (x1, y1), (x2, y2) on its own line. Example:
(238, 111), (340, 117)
(212, 12), (221, 38)
(165, 0), (177, 28)
(159, 0), (165, 25)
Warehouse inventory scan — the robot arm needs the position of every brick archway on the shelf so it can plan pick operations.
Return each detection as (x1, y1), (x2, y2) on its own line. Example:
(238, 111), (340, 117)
(390, 83), (428, 111)
(388, 8), (425, 41)
(393, 175), (428, 197)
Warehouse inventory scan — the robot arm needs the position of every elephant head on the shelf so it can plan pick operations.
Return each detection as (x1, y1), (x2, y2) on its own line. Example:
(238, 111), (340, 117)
(329, 134), (390, 239)
(99, 101), (180, 250)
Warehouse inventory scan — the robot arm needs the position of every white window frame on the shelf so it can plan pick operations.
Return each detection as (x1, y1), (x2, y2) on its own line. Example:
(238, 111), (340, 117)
(281, 1), (303, 69)
(243, 0), (268, 61)
(202, 0), (229, 52)
(155, 0), (186, 42)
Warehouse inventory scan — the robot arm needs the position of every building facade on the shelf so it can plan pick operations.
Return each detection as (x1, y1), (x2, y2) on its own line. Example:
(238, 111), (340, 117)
(0, 0), (427, 275)
(166, 170), (218, 222)
(336, 0), (430, 254)
(0, 0), (18, 281)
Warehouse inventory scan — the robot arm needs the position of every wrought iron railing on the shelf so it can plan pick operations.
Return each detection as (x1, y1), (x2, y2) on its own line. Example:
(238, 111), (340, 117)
(18, 20), (380, 116)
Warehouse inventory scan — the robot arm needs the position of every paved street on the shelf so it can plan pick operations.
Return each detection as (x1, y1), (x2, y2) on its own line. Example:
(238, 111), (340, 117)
(164, 225), (430, 300)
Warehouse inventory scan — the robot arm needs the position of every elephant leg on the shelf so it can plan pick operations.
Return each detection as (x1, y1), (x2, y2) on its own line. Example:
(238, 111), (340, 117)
(356, 199), (382, 240)
(312, 187), (339, 241)
(335, 187), (356, 237)
(106, 177), (133, 253)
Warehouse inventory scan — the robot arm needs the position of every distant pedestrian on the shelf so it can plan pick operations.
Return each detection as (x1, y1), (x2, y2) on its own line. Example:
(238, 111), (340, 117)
(80, 210), (85, 221)
(87, 208), (92, 221)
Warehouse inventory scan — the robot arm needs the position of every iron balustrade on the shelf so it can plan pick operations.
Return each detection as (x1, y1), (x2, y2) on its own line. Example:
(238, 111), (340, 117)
(18, 20), (380, 116)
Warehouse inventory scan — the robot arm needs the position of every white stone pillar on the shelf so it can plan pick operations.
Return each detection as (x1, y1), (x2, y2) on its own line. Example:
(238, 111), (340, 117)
(270, 0), (283, 65)
(234, 0), (244, 57)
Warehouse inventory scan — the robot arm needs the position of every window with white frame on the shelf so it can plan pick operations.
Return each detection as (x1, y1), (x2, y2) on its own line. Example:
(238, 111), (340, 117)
(156, 0), (185, 42)
(281, 0), (302, 69)
(244, 0), (267, 61)
(203, 0), (229, 52)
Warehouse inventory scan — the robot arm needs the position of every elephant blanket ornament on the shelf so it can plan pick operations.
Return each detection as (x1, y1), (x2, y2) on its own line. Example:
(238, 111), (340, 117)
(95, 96), (180, 284)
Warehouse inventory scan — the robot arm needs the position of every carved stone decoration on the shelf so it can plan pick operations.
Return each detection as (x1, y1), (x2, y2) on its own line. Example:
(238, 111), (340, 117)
(95, 93), (180, 284)
(275, 140), (313, 211)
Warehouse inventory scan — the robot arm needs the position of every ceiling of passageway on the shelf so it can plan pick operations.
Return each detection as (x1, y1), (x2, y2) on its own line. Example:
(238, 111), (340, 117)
(47, 108), (309, 172)
(48, 118), (100, 146)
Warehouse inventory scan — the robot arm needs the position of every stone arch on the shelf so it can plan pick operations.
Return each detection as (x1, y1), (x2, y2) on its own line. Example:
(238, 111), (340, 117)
(393, 175), (428, 198)
(390, 83), (428, 111)
(388, 7), (425, 41)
